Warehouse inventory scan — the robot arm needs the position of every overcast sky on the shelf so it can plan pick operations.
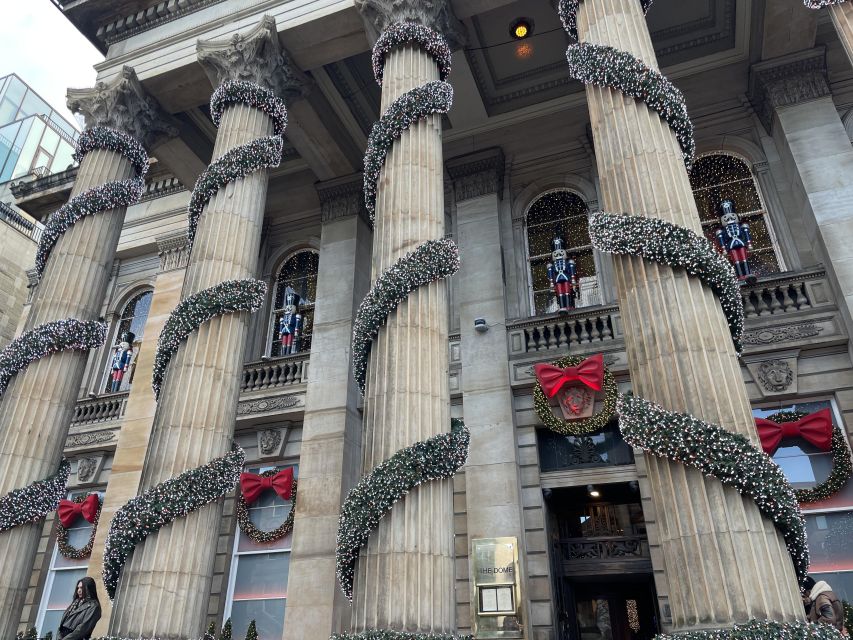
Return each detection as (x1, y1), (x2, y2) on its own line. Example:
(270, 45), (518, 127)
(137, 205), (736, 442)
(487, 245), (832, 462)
(0, 2), (102, 130)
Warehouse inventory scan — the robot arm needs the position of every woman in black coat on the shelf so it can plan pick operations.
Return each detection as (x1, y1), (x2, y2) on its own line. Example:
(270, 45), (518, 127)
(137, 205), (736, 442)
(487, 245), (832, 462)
(57, 576), (101, 640)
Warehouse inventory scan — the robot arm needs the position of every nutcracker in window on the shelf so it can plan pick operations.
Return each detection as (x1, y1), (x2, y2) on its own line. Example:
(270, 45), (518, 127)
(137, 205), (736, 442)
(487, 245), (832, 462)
(547, 237), (579, 313)
(109, 331), (135, 393)
(715, 200), (756, 284)
(278, 291), (303, 355)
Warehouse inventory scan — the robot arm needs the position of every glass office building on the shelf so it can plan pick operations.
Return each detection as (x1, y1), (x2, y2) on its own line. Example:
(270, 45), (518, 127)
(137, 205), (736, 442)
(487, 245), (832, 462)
(0, 74), (78, 184)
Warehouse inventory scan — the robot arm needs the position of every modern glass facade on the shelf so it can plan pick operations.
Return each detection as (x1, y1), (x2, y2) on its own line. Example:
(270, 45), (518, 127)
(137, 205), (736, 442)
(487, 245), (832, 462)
(0, 74), (78, 184)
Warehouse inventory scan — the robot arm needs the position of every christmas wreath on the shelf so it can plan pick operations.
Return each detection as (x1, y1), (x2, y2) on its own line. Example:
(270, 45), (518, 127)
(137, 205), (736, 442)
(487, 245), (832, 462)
(57, 493), (101, 560)
(236, 469), (297, 544)
(533, 353), (618, 436)
(758, 409), (853, 505)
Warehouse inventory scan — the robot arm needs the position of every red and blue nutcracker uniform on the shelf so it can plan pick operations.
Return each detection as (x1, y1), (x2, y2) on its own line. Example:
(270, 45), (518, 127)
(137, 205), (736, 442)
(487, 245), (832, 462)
(715, 200), (754, 282)
(278, 291), (303, 355)
(547, 237), (579, 313)
(110, 331), (135, 393)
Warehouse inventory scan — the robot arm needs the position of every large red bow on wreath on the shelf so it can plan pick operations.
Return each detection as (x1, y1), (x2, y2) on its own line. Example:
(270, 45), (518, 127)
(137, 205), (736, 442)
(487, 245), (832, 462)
(240, 468), (294, 504)
(534, 353), (604, 397)
(755, 408), (833, 455)
(58, 495), (99, 528)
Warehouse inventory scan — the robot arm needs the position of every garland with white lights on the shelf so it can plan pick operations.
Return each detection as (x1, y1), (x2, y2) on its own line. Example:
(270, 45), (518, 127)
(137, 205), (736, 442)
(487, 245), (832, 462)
(588, 212), (744, 352)
(351, 238), (460, 393)
(57, 493), (102, 560)
(372, 22), (452, 85)
(655, 619), (844, 639)
(0, 459), (69, 533)
(334, 632), (472, 640)
(35, 127), (148, 282)
(0, 318), (107, 398)
(765, 410), (853, 505)
(617, 393), (809, 584)
(559, 0), (654, 40)
(336, 418), (469, 601)
(236, 476), (297, 544)
(804, 0), (846, 7)
(152, 279), (266, 399)
(102, 446), (244, 599)
(533, 354), (618, 436)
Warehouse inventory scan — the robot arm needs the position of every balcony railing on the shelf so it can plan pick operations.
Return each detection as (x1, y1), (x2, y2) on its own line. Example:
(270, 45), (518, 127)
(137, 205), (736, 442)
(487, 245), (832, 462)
(71, 392), (129, 426)
(555, 535), (650, 568)
(0, 201), (42, 243)
(508, 267), (831, 356)
(241, 353), (310, 393)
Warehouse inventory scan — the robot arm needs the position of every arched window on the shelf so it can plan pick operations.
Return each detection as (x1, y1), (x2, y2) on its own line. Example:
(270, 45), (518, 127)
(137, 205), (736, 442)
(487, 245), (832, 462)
(526, 190), (598, 316)
(103, 290), (152, 393)
(689, 153), (782, 277)
(270, 250), (319, 357)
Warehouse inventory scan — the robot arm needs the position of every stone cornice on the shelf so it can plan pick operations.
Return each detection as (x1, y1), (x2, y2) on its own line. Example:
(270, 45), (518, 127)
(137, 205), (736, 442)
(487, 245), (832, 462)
(354, 0), (466, 48)
(156, 230), (190, 272)
(316, 173), (370, 226)
(445, 147), (505, 202)
(66, 66), (180, 148)
(96, 0), (228, 48)
(748, 47), (830, 132)
(196, 15), (311, 100)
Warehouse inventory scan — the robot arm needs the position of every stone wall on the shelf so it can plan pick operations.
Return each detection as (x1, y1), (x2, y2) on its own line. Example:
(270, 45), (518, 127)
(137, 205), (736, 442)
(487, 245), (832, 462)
(0, 220), (37, 348)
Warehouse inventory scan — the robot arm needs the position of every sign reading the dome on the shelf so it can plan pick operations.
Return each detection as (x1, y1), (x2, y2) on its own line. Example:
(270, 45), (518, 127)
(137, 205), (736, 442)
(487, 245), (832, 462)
(471, 537), (523, 639)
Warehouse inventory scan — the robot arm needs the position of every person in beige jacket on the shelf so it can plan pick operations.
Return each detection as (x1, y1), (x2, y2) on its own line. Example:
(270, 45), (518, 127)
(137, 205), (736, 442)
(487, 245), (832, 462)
(804, 577), (845, 633)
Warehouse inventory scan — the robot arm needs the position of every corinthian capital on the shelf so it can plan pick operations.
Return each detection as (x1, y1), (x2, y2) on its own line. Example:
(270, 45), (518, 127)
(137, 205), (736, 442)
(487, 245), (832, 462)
(197, 16), (311, 101)
(66, 66), (179, 148)
(354, 0), (466, 48)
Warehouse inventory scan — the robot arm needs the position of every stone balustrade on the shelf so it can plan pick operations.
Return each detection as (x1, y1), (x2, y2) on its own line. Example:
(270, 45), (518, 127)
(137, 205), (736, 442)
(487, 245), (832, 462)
(71, 392), (130, 426)
(241, 353), (310, 393)
(740, 267), (827, 317)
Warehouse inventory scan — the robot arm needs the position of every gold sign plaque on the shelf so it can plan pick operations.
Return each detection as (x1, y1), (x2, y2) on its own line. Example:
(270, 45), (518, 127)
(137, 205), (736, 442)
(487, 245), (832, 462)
(471, 537), (523, 639)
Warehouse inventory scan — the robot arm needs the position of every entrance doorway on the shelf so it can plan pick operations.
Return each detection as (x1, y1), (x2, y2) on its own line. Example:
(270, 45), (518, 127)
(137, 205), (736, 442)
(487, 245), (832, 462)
(546, 483), (660, 640)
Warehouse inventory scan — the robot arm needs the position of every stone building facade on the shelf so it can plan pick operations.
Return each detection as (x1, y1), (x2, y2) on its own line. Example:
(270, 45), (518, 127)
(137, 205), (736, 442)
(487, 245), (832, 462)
(4, 1), (853, 640)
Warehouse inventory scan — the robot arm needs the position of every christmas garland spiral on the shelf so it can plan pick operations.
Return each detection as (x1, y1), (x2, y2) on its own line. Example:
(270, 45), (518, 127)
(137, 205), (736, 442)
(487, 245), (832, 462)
(337, 22), (470, 610)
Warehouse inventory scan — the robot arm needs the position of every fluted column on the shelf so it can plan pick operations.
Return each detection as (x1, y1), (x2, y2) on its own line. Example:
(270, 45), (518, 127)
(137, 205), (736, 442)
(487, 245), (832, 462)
(283, 176), (372, 640)
(107, 17), (307, 636)
(350, 1), (463, 632)
(574, 0), (803, 632)
(0, 68), (161, 639)
(830, 3), (853, 68)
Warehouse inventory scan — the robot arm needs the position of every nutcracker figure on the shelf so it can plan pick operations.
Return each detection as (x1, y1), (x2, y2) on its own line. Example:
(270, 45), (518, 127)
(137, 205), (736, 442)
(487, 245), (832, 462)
(716, 199), (755, 283)
(278, 291), (303, 355)
(547, 237), (579, 313)
(110, 331), (135, 393)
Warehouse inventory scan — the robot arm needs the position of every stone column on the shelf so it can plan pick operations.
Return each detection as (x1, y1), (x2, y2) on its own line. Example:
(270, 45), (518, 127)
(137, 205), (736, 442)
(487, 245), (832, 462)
(86, 232), (190, 637)
(750, 47), (853, 354)
(575, 0), (803, 631)
(830, 3), (853, 68)
(108, 18), (308, 636)
(351, 1), (463, 632)
(446, 149), (530, 634)
(0, 69), (165, 640)
(283, 175), (372, 640)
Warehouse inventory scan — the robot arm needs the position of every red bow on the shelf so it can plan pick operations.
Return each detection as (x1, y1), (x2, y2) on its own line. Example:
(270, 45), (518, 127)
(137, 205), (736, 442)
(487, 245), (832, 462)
(534, 353), (604, 398)
(755, 408), (833, 455)
(58, 494), (99, 528)
(240, 468), (294, 504)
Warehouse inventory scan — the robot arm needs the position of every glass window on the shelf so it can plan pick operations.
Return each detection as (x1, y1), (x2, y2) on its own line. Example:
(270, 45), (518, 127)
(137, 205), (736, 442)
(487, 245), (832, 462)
(537, 425), (634, 473)
(525, 190), (598, 316)
(40, 126), (61, 158)
(0, 118), (30, 182)
(53, 140), (75, 173)
(3, 76), (27, 114)
(753, 400), (853, 510)
(10, 117), (45, 179)
(19, 89), (51, 120)
(103, 291), (153, 393)
(225, 464), (296, 640)
(36, 491), (98, 637)
(270, 251), (318, 356)
(689, 153), (782, 278)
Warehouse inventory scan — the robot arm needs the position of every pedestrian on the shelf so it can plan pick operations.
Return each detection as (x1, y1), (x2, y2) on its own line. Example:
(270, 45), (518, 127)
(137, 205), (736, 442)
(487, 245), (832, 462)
(57, 576), (101, 640)
(804, 576), (844, 632)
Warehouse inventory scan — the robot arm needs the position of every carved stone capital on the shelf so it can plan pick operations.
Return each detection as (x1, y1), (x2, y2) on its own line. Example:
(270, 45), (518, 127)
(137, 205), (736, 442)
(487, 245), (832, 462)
(446, 147), (505, 202)
(316, 173), (370, 226)
(197, 15), (311, 101)
(354, 0), (466, 48)
(156, 230), (190, 273)
(67, 66), (180, 148)
(748, 47), (830, 132)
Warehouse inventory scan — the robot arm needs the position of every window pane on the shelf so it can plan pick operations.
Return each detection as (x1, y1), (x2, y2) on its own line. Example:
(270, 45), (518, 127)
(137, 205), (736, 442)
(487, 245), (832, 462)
(233, 552), (290, 599)
(11, 117), (45, 179)
(40, 610), (65, 637)
(19, 90), (50, 119)
(53, 140), (75, 172)
(40, 126), (60, 157)
(45, 568), (87, 608)
(4, 76), (26, 112)
(806, 512), (853, 573)
(810, 571), (853, 602)
(230, 598), (286, 640)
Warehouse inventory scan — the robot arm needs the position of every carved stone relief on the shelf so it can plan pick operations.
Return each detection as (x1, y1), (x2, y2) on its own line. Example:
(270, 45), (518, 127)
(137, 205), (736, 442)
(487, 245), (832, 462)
(258, 428), (285, 458)
(237, 395), (300, 416)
